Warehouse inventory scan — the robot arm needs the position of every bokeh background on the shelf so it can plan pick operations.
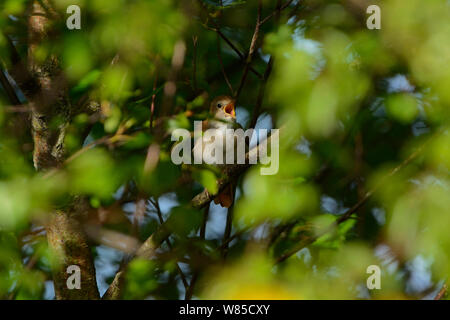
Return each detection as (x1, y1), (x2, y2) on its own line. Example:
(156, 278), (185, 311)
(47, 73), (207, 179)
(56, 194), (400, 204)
(0, 0), (449, 299)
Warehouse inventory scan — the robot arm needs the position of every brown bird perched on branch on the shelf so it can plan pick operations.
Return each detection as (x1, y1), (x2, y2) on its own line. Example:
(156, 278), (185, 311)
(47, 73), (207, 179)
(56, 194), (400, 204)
(193, 95), (244, 207)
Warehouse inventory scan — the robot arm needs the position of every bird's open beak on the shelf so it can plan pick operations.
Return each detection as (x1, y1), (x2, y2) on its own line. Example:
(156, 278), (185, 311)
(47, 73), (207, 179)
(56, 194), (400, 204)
(224, 102), (236, 118)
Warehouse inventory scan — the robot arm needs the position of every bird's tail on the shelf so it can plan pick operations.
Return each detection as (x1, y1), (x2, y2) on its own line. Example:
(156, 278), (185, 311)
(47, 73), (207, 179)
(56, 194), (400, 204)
(214, 184), (234, 208)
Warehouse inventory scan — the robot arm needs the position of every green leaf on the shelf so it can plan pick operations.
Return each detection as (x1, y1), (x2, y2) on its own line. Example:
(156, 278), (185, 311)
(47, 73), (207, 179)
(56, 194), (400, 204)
(313, 214), (357, 249)
(166, 206), (202, 237)
(124, 259), (157, 299)
(194, 169), (218, 195)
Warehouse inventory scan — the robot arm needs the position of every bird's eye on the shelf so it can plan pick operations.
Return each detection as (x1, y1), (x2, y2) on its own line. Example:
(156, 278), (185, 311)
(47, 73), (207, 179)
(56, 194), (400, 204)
(217, 103), (222, 108)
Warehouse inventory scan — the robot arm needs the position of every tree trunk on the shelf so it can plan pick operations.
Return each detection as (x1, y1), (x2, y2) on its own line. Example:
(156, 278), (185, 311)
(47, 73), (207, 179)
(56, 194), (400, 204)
(24, 0), (100, 299)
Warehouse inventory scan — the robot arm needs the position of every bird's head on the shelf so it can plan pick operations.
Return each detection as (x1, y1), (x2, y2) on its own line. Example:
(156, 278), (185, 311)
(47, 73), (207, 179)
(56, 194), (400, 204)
(210, 95), (236, 122)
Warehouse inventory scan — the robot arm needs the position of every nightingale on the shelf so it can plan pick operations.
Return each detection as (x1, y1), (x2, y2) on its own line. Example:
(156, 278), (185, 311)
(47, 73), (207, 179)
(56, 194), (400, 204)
(193, 95), (243, 207)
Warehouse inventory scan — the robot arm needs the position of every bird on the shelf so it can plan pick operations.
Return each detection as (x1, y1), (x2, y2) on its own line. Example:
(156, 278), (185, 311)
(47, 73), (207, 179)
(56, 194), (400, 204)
(193, 95), (243, 207)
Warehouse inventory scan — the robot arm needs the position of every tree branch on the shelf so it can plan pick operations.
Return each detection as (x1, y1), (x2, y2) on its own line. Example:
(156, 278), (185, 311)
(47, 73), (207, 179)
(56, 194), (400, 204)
(259, 0), (296, 25)
(235, 0), (263, 100)
(216, 33), (234, 95)
(185, 205), (209, 300)
(102, 224), (171, 299)
(248, 0), (281, 128)
(0, 69), (21, 105)
(434, 284), (447, 300)
(221, 204), (234, 259)
(150, 198), (189, 290)
(198, 8), (263, 79)
(249, 54), (273, 129)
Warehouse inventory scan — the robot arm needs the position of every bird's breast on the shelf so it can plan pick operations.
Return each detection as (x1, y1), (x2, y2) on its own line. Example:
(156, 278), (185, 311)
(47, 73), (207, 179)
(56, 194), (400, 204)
(193, 127), (238, 166)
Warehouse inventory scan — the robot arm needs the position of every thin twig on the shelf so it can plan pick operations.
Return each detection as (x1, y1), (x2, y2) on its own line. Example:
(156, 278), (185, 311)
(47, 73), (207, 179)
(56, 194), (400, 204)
(0, 69), (21, 105)
(185, 205), (210, 300)
(42, 132), (130, 180)
(434, 284), (447, 300)
(200, 205), (209, 239)
(249, 56), (273, 129)
(213, 2), (234, 95)
(212, 29), (263, 79)
(216, 29), (245, 59)
(200, 19), (263, 79)
(65, 134), (127, 164)
(2, 32), (39, 100)
(221, 204), (234, 258)
(2, 104), (30, 113)
(248, 0), (282, 128)
(161, 40), (186, 117)
(216, 33), (234, 95)
(149, 198), (189, 290)
(219, 227), (251, 251)
(132, 197), (146, 237)
(8, 252), (40, 300)
(150, 60), (159, 133)
(259, 0), (295, 25)
(235, 0), (263, 100)
(192, 36), (198, 93)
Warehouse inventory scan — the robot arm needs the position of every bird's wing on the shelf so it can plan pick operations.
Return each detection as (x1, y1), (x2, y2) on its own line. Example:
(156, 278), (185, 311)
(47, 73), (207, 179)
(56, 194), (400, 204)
(202, 119), (210, 131)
